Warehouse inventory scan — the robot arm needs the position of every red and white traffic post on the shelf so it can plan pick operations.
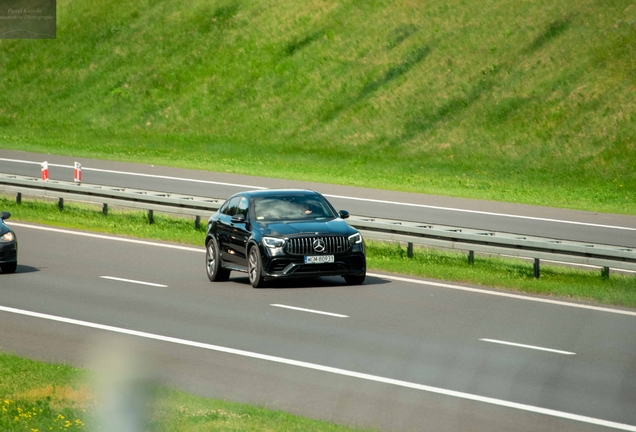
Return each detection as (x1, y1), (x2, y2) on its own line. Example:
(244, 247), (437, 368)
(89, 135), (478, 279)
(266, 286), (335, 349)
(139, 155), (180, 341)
(41, 161), (49, 181)
(73, 162), (82, 184)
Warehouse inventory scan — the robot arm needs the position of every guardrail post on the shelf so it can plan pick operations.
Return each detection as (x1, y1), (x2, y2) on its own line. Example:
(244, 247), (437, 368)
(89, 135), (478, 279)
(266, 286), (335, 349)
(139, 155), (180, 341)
(148, 210), (154, 224)
(102, 203), (108, 215)
(58, 198), (64, 210)
(16, 192), (21, 204)
(195, 215), (201, 230)
(534, 258), (540, 278)
(468, 250), (475, 264)
(602, 267), (610, 279)
(407, 242), (413, 258)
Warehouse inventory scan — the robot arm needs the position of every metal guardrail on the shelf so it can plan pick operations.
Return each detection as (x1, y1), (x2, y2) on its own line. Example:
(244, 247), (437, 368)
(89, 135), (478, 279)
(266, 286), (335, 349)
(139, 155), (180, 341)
(1, 173), (635, 276)
(0, 174), (224, 226)
(351, 218), (636, 275)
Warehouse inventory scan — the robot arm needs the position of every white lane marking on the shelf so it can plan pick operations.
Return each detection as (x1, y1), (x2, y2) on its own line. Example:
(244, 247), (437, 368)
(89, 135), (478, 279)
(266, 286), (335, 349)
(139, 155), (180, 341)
(0, 305), (634, 431)
(2, 158), (633, 231)
(323, 193), (636, 231)
(0, 158), (65, 166)
(480, 339), (576, 355)
(9, 222), (636, 317)
(0, 158), (267, 190)
(100, 276), (167, 288)
(8, 222), (202, 252)
(371, 273), (636, 317)
(87, 167), (267, 190)
(271, 304), (348, 318)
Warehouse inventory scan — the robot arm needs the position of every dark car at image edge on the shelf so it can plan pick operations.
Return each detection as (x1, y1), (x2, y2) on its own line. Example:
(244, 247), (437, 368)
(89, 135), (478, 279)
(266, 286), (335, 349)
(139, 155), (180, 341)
(205, 189), (366, 288)
(0, 211), (18, 274)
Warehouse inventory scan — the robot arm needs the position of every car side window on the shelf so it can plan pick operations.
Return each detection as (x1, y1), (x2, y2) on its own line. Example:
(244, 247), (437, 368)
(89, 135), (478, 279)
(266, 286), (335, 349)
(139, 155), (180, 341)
(219, 201), (230, 215)
(221, 197), (241, 216)
(236, 196), (249, 219)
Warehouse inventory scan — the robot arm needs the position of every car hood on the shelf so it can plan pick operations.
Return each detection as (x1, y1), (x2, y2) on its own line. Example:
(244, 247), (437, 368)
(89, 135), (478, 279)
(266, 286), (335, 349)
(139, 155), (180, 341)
(0, 223), (10, 236)
(257, 219), (356, 237)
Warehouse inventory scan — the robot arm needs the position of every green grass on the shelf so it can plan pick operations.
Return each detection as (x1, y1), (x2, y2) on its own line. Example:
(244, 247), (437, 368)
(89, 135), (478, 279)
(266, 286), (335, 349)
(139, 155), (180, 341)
(0, 352), (91, 431)
(366, 242), (636, 308)
(3, 195), (635, 308)
(0, 351), (375, 432)
(1, 0), (635, 214)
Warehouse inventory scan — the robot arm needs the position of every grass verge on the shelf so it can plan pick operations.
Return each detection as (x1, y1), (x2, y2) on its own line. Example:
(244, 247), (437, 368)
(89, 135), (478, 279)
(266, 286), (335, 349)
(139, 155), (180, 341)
(0, 351), (375, 432)
(1, 0), (635, 214)
(2, 194), (635, 309)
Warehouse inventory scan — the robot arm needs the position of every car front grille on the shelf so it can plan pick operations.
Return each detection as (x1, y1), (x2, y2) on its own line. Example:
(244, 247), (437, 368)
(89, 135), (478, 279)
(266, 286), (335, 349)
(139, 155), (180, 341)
(285, 236), (350, 255)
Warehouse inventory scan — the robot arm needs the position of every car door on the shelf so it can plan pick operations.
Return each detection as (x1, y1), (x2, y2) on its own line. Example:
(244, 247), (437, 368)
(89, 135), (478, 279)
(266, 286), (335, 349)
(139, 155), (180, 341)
(228, 196), (250, 266)
(216, 196), (240, 263)
(217, 195), (250, 266)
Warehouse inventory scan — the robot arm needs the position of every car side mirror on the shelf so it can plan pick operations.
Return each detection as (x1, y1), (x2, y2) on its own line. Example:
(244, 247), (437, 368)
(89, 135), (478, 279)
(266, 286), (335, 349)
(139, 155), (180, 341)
(339, 210), (350, 219)
(1, 212), (10, 220)
(231, 214), (246, 224)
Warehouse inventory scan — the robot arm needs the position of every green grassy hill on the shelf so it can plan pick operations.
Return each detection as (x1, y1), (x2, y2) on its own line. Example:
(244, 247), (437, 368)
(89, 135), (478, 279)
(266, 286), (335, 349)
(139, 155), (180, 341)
(0, 0), (634, 213)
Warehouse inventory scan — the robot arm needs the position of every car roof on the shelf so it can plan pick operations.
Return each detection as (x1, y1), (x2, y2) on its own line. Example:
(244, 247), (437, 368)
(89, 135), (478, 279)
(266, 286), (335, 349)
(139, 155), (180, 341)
(230, 189), (321, 198)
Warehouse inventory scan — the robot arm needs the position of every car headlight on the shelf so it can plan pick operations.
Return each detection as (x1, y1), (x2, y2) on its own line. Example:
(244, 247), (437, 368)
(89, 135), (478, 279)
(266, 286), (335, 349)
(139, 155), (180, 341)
(0, 232), (14, 242)
(348, 232), (362, 244)
(263, 237), (286, 248)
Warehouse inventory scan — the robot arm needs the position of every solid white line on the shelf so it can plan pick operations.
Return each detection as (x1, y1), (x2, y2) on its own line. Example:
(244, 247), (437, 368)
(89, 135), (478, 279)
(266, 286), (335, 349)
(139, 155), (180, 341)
(0, 305), (633, 431)
(323, 193), (636, 232)
(480, 339), (576, 355)
(100, 276), (167, 288)
(369, 273), (636, 317)
(8, 222), (636, 317)
(0, 158), (267, 190)
(1, 158), (633, 231)
(85, 167), (268, 190)
(8, 222), (202, 252)
(0, 158), (63, 166)
(271, 304), (349, 318)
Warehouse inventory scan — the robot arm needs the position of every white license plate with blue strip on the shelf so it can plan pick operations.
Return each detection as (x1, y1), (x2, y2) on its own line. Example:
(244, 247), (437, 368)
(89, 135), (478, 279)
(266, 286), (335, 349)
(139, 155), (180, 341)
(304, 255), (335, 264)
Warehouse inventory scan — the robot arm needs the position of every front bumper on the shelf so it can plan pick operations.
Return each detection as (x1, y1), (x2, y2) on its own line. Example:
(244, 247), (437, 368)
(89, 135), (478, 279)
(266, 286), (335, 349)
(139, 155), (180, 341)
(0, 241), (17, 264)
(262, 252), (366, 280)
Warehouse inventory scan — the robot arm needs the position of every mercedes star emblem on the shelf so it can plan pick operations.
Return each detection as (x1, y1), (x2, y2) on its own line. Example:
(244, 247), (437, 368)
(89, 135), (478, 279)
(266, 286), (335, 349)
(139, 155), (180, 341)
(313, 238), (326, 253)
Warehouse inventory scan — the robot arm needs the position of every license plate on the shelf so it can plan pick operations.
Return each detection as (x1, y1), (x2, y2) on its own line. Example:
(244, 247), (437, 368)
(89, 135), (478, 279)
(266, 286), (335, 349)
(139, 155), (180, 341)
(304, 255), (335, 264)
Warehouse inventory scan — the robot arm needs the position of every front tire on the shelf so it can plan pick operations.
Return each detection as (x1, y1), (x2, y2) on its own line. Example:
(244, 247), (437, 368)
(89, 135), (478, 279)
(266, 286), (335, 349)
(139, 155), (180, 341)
(344, 273), (365, 285)
(0, 261), (17, 274)
(248, 246), (266, 288)
(206, 238), (230, 282)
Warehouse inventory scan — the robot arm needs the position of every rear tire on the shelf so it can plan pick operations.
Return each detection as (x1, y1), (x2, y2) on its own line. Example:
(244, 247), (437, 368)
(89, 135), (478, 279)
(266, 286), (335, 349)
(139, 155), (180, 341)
(344, 273), (365, 285)
(248, 246), (266, 288)
(0, 261), (17, 274)
(206, 238), (230, 282)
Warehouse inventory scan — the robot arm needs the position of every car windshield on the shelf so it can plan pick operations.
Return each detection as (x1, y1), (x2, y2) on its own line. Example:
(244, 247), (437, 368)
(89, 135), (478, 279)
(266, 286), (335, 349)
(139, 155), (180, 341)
(253, 194), (335, 221)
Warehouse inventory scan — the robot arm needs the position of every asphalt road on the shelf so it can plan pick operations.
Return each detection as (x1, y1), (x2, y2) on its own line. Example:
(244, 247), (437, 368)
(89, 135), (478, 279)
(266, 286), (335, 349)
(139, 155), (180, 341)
(1, 150), (635, 248)
(1, 222), (635, 432)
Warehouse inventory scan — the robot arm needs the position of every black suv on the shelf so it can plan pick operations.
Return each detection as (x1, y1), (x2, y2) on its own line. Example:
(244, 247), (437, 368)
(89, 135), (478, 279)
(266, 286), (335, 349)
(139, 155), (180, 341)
(205, 189), (366, 288)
